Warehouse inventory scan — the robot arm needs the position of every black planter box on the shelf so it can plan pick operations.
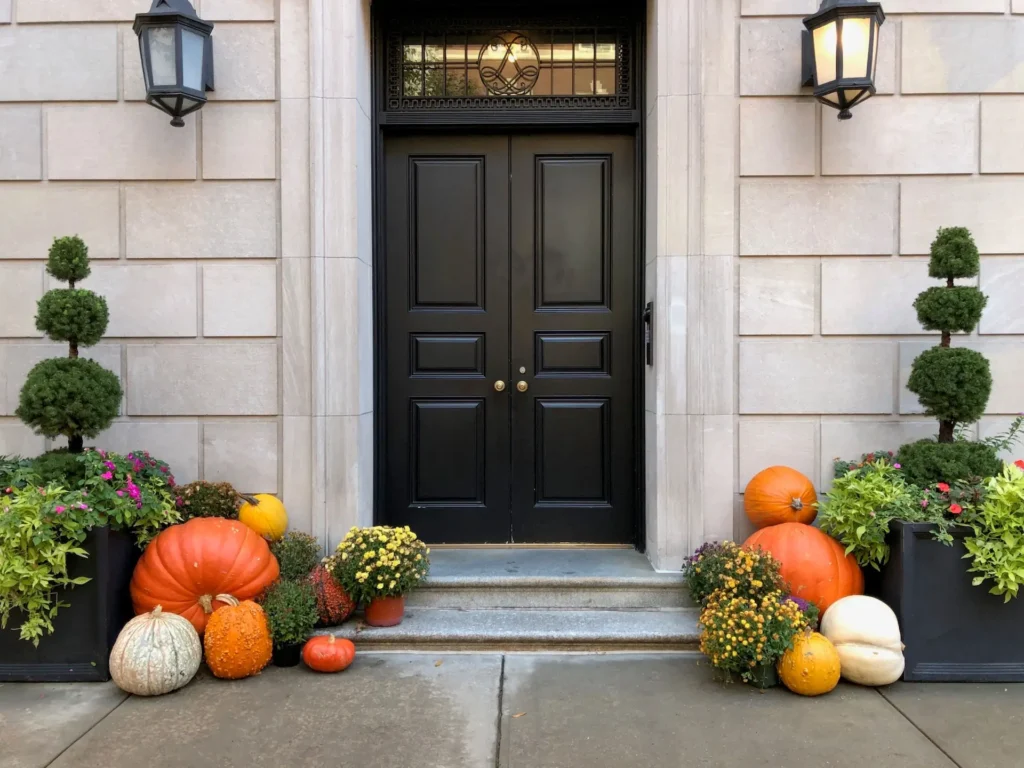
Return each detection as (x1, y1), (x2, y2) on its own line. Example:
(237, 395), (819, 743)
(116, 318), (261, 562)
(876, 521), (1024, 682)
(0, 526), (140, 682)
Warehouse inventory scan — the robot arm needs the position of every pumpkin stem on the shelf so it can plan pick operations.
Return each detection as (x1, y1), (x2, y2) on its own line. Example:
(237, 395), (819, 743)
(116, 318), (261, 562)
(328, 634), (335, 644)
(216, 594), (241, 607)
(151, 605), (163, 617)
(240, 494), (259, 506)
(790, 498), (803, 511)
(198, 594), (214, 613)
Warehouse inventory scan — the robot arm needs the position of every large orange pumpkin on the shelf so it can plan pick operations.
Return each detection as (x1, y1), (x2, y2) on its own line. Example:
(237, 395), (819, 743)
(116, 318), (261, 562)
(744, 466), (818, 528)
(203, 595), (273, 680)
(743, 523), (862, 614)
(130, 517), (280, 634)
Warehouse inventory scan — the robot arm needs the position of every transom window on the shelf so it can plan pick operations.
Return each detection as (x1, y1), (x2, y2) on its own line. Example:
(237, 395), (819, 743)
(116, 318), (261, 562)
(401, 30), (619, 98)
(380, 10), (637, 116)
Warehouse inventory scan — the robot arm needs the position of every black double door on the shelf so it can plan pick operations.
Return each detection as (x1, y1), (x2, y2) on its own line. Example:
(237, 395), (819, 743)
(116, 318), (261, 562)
(384, 133), (636, 543)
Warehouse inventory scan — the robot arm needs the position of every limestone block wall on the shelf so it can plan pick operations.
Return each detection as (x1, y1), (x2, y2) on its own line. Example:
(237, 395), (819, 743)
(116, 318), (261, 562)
(737, 1), (1024, 538)
(0, 0), (281, 494)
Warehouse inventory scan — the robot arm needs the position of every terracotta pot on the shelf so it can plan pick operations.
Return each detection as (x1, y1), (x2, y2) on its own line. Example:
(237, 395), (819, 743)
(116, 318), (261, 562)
(364, 596), (405, 627)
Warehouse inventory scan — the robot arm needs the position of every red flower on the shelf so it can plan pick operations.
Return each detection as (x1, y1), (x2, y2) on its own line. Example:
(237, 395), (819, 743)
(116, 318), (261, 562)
(949, 503), (962, 515)
(1015, 460), (1024, 471)
(936, 482), (950, 493)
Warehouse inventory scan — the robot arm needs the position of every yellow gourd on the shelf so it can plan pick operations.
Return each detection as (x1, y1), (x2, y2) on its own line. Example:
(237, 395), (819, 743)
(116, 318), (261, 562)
(778, 630), (841, 696)
(238, 494), (288, 541)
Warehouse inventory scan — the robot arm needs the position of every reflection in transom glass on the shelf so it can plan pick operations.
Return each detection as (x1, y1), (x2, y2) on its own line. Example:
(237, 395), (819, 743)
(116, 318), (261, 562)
(402, 29), (618, 98)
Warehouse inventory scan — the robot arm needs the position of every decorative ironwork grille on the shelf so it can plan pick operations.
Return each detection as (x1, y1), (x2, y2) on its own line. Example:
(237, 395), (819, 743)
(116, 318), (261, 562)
(382, 14), (636, 113)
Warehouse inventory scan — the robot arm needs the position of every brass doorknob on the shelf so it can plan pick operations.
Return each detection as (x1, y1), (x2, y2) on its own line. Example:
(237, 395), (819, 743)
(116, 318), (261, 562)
(516, 380), (529, 393)
(494, 380), (506, 392)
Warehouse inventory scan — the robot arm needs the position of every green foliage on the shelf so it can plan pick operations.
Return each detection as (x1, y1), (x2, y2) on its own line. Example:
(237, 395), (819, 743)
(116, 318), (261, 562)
(833, 449), (898, 479)
(929, 226), (980, 279)
(913, 286), (987, 335)
(975, 414), (1024, 454)
(47, 236), (91, 284)
(16, 357), (122, 442)
(79, 450), (180, 546)
(818, 462), (929, 570)
(682, 541), (786, 607)
(270, 531), (323, 581)
(0, 483), (103, 645)
(907, 346), (992, 426)
(897, 439), (1002, 487)
(259, 579), (318, 647)
(964, 465), (1024, 601)
(31, 450), (88, 487)
(35, 289), (109, 347)
(178, 481), (240, 520)
(1, 456), (34, 490)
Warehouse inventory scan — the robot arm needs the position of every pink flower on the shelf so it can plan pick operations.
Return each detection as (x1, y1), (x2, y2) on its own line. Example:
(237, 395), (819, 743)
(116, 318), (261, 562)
(127, 481), (140, 501)
(135, 502), (142, 509)
(78, 503), (88, 510)
(104, 461), (116, 471)
(98, 450), (107, 458)
(949, 503), (963, 515)
(116, 490), (125, 497)
(936, 482), (950, 494)
(101, 472), (113, 481)
(893, 463), (902, 469)
(921, 498), (929, 508)
(55, 505), (65, 514)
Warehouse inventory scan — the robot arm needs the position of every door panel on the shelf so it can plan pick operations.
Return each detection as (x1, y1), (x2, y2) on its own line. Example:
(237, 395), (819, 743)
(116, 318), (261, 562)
(384, 133), (635, 544)
(510, 135), (635, 543)
(385, 136), (511, 543)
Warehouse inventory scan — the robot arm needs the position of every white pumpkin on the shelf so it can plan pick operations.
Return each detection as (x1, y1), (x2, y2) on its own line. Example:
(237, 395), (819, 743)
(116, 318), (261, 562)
(820, 595), (905, 687)
(110, 605), (202, 696)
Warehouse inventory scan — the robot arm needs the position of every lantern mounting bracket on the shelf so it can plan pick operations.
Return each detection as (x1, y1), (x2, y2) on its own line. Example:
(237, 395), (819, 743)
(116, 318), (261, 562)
(800, 30), (814, 87)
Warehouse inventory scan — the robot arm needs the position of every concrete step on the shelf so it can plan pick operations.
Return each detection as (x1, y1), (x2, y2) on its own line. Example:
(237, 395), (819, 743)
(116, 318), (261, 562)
(316, 607), (702, 652)
(407, 548), (692, 610)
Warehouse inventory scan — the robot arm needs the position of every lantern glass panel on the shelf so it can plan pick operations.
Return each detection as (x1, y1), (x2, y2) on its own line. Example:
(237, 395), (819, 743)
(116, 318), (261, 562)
(147, 26), (177, 86)
(840, 17), (871, 79)
(181, 28), (205, 91)
(813, 21), (838, 85)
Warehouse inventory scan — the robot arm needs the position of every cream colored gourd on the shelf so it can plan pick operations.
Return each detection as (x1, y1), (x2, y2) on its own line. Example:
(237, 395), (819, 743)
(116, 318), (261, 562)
(820, 595), (905, 687)
(109, 605), (203, 696)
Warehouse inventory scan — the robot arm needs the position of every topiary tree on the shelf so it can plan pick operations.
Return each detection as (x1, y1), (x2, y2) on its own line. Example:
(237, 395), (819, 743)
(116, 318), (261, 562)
(16, 236), (122, 454)
(897, 227), (1001, 485)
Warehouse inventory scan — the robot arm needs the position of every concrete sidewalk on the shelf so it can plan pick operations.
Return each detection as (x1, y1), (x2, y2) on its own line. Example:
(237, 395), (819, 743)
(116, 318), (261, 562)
(1, 654), (1021, 768)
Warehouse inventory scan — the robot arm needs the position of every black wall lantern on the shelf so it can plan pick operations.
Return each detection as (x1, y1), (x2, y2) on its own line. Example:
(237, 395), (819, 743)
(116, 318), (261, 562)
(134, 0), (214, 127)
(802, 0), (884, 120)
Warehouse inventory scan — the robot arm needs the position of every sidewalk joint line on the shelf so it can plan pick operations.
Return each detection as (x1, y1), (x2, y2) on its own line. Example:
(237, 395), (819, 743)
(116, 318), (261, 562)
(44, 692), (131, 768)
(876, 689), (965, 768)
(495, 654), (506, 768)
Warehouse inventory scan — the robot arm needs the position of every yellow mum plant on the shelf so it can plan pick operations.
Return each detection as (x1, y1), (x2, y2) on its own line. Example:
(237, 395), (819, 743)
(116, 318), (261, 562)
(325, 525), (430, 604)
(699, 589), (811, 685)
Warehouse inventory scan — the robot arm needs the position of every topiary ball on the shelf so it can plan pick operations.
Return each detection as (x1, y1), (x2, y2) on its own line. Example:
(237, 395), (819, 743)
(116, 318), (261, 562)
(896, 439), (1002, 487)
(913, 286), (987, 335)
(907, 346), (991, 425)
(929, 227), (980, 280)
(47, 235), (91, 284)
(35, 289), (109, 346)
(16, 357), (121, 439)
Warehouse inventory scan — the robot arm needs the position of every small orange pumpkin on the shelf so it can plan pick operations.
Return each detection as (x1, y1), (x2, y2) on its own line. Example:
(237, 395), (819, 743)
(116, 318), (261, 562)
(743, 523), (863, 614)
(744, 466), (818, 528)
(203, 595), (273, 680)
(302, 635), (356, 673)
